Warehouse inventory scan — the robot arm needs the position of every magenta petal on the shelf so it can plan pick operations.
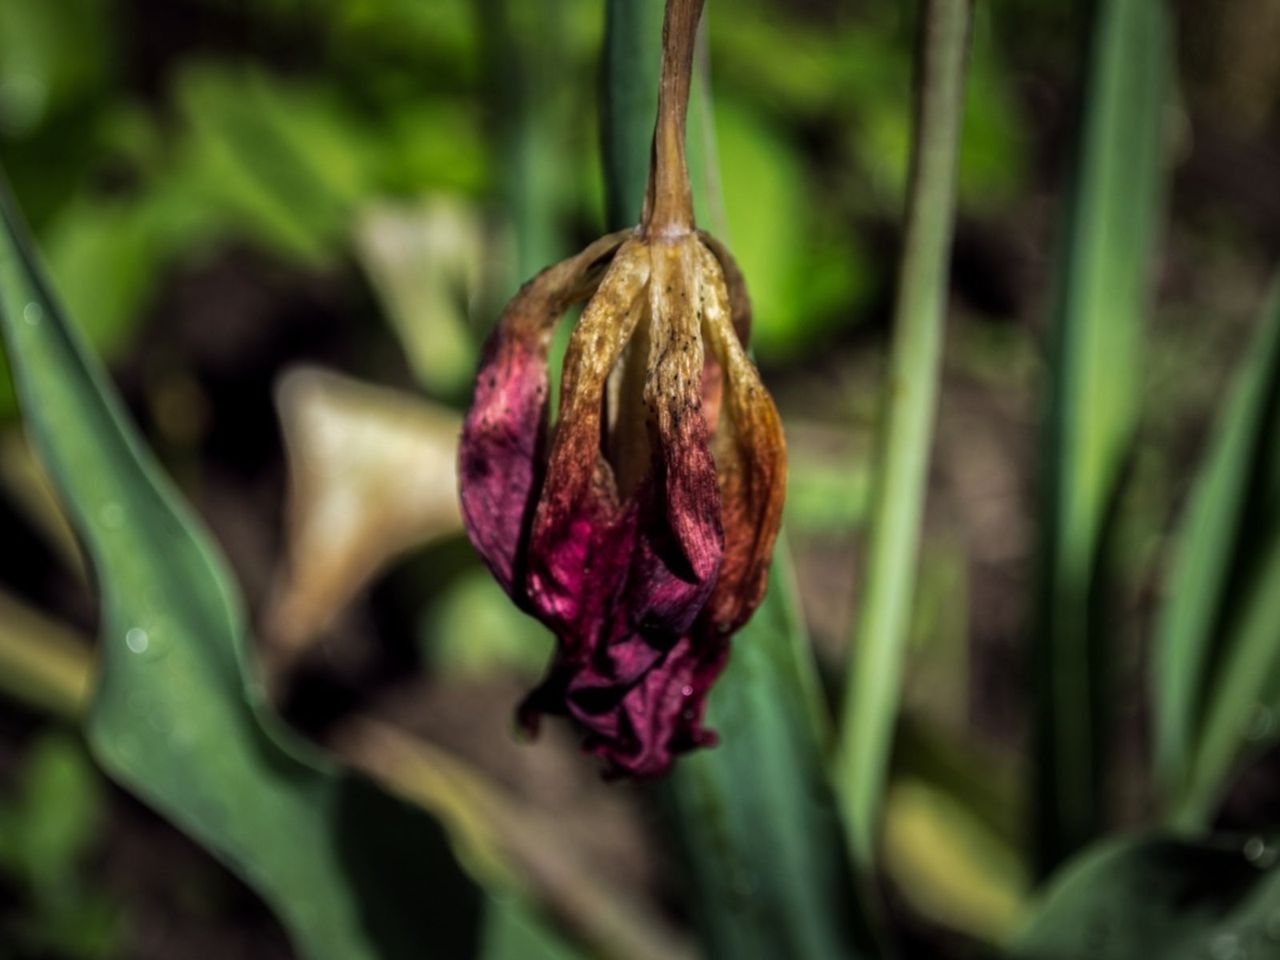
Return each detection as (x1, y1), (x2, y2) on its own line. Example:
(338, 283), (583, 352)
(524, 241), (653, 641)
(459, 336), (549, 593)
(459, 231), (628, 594)
(519, 478), (730, 775)
(543, 632), (728, 778)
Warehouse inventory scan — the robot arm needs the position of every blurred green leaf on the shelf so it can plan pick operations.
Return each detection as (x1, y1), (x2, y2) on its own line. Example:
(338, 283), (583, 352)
(422, 569), (552, 679)
(711, 8), (874, 120)
(0, 732), (123, 960)
(716, 99), (872, 360)
(0, 733), (102, 893)
(958, 10), (1027, 208)
(0, 186), (174, 423)
(1032, 0), (1169, 874)
(480, 896), (585, 960)
(0, 0), (110, 136)
(784, 457), (871, 535)
(600, 0), (664, 230)
(170, 65), (376, 264)
(1155, 279), (1280, 827)
(25, 890), (122, 960)
(0, 175), (578, 960)
(834, 7), (1024, 212)
(483, 0), (571, 286)
(667, 549), (875, 959)
(324, 0), (478, 81)
(373, 100), (489, 198)
(43, 197), (163, 357)
(1013, 832), (1280, 959)
(0, 340), (16, 417)
(0, 189), (164, 423)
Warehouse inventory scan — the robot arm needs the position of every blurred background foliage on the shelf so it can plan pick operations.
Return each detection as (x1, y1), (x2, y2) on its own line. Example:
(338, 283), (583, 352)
(0, 0), (1032, 406)
(0, 0), (1278, 956)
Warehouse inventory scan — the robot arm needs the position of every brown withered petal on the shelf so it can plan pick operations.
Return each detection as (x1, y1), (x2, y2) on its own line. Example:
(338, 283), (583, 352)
(694, 241), (786, 636)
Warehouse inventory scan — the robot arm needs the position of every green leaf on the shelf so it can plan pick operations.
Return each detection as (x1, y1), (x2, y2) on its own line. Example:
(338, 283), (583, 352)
(1013, 832), (1280, 960)
(601, 0), (664, 231)
(422, 569), (553, 679)
(666, 550), (875, 959)
(170, 65), (375, 264)
(1154, 279), (1280, 826)
(480, 896), (585, 960)
(714, 99), (871, 361)
(1032, 0), (1169, 873)
(0, 732), (103, 893)
(958, 10), (1028, 208)
(0, 0), (111, 135)
(0, 174), (572, 960)
(42, 196), (163, 356)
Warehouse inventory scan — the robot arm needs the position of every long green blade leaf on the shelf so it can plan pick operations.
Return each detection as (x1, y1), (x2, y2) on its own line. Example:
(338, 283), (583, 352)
(601, 0), (665, 231)
(0, 176), (574, 959)
(835, 0), (972, 876)
(1013, 831), (1280, 959)
(1154, 279), (1280, 826)
(666, 552), (874, 958)
(1032, 0), (1169, 874)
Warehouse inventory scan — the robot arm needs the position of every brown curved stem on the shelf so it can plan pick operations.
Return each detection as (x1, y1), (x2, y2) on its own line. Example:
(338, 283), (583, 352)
(641, 0), (704, 237)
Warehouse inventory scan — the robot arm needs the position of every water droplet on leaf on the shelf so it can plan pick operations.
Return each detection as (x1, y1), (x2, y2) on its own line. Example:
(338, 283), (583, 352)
(125, 627), (149, 654)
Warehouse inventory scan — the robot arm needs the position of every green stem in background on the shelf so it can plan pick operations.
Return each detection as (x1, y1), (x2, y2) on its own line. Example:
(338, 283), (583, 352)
(481, 0), (565, 285)
(1031, 0), (1168, 875)
(602, 0), (665, 230)
(835, 0), (972, 876)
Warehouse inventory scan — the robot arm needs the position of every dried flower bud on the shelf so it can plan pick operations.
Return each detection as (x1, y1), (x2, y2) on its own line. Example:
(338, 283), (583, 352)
(459, 0), (785, 776)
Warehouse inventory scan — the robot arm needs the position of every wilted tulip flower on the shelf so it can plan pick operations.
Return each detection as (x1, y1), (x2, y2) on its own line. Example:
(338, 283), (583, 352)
(459, 0), (785, 776)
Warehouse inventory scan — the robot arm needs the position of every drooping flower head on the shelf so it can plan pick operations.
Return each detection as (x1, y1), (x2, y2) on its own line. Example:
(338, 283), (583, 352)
(459, 0), (785, 777)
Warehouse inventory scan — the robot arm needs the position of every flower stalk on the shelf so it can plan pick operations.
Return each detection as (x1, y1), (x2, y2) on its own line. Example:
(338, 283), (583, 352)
(643, 0), (701, 236)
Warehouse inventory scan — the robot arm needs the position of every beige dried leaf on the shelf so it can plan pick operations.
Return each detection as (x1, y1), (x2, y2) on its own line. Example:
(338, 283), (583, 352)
(264, 366), (462, 659)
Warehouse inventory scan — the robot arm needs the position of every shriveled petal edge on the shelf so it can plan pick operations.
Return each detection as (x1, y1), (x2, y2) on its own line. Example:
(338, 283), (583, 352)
(523, 238), (652, 641)
(458, 230), (631, 594)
